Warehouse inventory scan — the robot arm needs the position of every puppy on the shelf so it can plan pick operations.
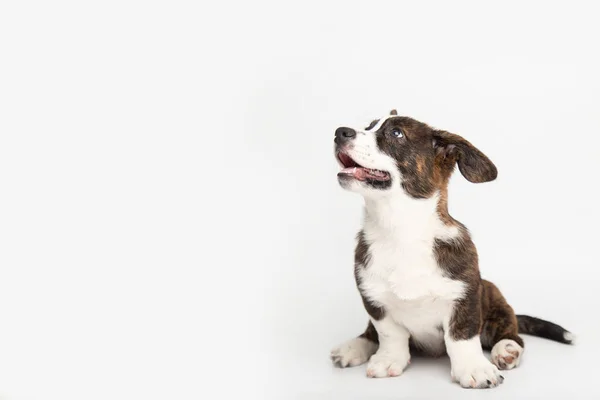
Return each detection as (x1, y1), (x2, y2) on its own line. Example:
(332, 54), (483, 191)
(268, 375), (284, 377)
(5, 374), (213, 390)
(330, 110), (573, 389)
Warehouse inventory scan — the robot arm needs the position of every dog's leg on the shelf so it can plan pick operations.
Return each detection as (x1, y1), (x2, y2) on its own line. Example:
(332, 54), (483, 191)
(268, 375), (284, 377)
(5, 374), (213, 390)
(444, 293), (503, 389)
(480, 280), (524, 370)
(330, 321), (378, 368)
(365, 316), (411, 378)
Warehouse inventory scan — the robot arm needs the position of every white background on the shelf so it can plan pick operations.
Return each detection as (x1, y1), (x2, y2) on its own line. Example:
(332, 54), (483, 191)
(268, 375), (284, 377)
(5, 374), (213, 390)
(1, 1), (599, 399)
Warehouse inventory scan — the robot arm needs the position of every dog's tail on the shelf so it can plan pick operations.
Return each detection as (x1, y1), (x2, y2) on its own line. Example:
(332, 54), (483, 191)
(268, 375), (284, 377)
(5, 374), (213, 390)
(516, 315), (575, 344)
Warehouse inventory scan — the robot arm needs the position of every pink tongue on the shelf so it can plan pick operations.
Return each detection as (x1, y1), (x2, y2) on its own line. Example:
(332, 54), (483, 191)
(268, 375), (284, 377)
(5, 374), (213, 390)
(353, 168), (368, 180)
(340, 167), (368, 180)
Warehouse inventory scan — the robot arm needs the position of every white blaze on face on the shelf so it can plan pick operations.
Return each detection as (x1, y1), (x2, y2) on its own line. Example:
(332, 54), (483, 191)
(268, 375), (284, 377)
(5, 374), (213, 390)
(364, 115), (392, 133)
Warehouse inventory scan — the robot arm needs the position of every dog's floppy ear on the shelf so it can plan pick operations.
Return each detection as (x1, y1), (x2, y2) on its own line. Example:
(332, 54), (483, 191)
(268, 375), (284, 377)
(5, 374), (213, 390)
(433, 130), (497, 183)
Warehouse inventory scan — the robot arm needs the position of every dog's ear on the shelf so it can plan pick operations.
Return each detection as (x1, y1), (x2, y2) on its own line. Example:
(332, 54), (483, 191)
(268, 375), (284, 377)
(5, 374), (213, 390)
(390, 109), (398, 116)
(433, 130), (497, 183)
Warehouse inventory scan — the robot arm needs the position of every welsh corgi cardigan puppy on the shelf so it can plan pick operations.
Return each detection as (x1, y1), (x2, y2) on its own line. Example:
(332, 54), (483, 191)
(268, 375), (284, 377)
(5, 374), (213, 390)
(330, 110), (573, 389)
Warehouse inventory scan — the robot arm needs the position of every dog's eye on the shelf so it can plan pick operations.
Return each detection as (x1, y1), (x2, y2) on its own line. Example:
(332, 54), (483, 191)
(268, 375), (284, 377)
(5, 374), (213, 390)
(392, 129), (404, 138)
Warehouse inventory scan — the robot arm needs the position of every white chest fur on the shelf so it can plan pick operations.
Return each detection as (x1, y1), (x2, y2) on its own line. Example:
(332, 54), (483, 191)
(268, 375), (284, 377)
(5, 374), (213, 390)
(357, 194), (466, 351)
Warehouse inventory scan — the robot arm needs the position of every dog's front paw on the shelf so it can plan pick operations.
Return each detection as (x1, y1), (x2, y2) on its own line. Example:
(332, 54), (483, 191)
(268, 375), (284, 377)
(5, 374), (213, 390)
(366, 350), (410, 378)
(330, 338), (377, 368)
(451, 357), (503, 388)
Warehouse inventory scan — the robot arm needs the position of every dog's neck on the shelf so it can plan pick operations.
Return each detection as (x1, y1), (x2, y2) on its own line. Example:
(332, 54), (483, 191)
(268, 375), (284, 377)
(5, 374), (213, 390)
(362, 189), (458, 243)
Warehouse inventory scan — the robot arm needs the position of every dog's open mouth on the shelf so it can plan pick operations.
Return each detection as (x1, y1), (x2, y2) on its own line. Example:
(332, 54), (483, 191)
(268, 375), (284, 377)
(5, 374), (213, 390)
(337, 153), (391, 181)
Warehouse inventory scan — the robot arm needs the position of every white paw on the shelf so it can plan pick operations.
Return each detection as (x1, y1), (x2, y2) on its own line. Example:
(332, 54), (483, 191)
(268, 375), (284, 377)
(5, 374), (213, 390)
(491, 339), (523, 370)
(330, 338), (377, 368)
(365, 350), (410, 378)
(452, 356), (504, 388)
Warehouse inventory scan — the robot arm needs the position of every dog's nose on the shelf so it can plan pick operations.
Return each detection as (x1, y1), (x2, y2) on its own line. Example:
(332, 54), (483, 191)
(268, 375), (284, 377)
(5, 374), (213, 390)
(335, 127), (357, 143)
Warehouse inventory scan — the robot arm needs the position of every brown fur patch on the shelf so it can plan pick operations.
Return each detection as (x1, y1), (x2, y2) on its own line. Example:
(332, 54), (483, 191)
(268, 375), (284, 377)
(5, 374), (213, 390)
(416, 155), (425, 174)
(435, 236), (523, 345)
(435, 187), (456, 226)
(435, 233), (483, 340)
(434, 230), (484, 341)
(431, 148), (460, 227)
(355, 231), (385, 320)
(433, 130), (497, 183)
(480, 280), (523, 348)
